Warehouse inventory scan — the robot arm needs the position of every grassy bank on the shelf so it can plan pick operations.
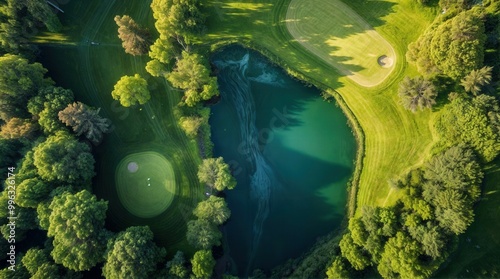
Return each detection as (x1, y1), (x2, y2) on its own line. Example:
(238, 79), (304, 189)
(204, 0), (439, 213)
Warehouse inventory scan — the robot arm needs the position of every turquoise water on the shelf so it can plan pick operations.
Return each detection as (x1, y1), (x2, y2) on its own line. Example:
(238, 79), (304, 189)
(210, 45), (357, 275)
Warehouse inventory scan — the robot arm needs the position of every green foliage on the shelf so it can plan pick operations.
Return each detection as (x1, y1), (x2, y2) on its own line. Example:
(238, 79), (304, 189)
(326, 257), (350, 279)
(398, 76), (437, 112)
(434, 95), (500, 162)
(28, 86), (74, 134)
(111, 74), (151, 107)
(48, 190), (109, 271)
(103, 226), (166, 279)
(58, 102), (112, 145)
(16, 177), (51, 208)
(167, 51), (219, 106)
(409, 10), (486, 80)
(33, 132), (95, 183)
(430, 10), (486, 80)
(339, 233), (371, 271)
(193, 195), (231, 225)
(377, 232), (434, 279)
(0, 54), (49, 120)
(151, 0), (205, 46)
(0, 207), (37, 242)
(22, 248), (61, 278)
(166, 251), (189, 279)
(198, 157), (236, 191)
(460, 66), (493, 95)
(24, 0), (62, 32)
(186, 219), (222, 249)
(191, 250), (215, 279)
(114, 15), (151, 56)
(179, 115), (204, 138)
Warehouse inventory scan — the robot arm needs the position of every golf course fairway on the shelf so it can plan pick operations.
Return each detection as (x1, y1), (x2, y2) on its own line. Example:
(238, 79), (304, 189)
(115, 152), (176, 218)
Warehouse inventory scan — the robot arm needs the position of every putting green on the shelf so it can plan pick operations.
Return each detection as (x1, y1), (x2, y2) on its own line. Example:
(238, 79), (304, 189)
(115, 152), (176, 218)
(286, 0), (396, 87)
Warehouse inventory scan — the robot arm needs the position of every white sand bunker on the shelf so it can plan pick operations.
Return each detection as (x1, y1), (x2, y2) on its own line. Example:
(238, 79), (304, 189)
(127, 162), (139, 173)
(378, 55), (394, 68)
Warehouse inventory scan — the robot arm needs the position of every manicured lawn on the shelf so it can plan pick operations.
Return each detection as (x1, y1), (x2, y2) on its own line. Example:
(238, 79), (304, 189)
(204, 0), (438, 212)
(36, 0), (203, 254)
(115, 151), (176, 218)
(286, 0), (396, 87)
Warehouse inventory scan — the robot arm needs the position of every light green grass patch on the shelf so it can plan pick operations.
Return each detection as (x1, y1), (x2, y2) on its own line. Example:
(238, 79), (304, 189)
(115, 151), (176, 218)
(286, 0), (396, 87)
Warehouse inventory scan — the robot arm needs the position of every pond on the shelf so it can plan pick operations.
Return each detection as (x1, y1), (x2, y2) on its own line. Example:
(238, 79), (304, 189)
(210, 45), (357, 276)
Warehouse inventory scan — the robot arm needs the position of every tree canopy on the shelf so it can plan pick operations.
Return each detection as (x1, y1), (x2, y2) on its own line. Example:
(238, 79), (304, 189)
(48, 190), (109, 271)
(398, 76), (437, 112)
(33, 132), (95, 183)
(191, 250), (215, 279)
(434, 94), (500, 162)
(0, 54), (49, 120)
(28, 86), (74, 134)
(114, 15), (152, 56)
(460, 66), (493, 95)
(111, 74), (151, 107)
(103, 226), (166, 279)
(198, 157), (236, 191)
(193, 195), (231, 225)
(167, 51), (219, 106)
(186, 219), (222, 250)
(58, 102), (112, 145)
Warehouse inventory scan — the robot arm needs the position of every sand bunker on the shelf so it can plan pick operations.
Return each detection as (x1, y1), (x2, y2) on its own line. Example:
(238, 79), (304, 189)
(378, 55), (394, 68)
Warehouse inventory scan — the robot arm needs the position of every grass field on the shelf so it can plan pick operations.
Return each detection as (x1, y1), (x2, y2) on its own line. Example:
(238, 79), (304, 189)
(205, 0), (438, 212)
(286, 0), (396, 87)
(36, 0), (204, 254)
(115, 152), (176, 218)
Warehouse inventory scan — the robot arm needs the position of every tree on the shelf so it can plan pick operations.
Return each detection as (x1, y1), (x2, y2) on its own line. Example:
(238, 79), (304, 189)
(58, 102), (112, 144)
(198, 157), (236, 191)
(326, 257), (350, 279)
(167, 51), (219, 106)
(460, 66), (493, 95)
(28, 86), (74, 134)
(434, 95), (500, 162)
(166, 251), (188, 279)
(16, 177), (51, 208)
(22, 248), (61, 279)
(48, 190), (109, 271)
(193, 195), (231, 225)
(0, 118), (38, 139)
(339, 233), (371, 271)
(191, 250), (215, 279)
(24, 0), (62, 32)
(114, 15), (151, 56)
(179, 116), (204, 138)
(103, 226), (166, 279)
(0, 54), (49, 120)
(429, 10), (486, 80)
(186, 219), (222, 249)
(111, 74), (151, 107)
(398, 76), (437, 112)
(33, 132), (95, 183)
(151, 0), (205, 47)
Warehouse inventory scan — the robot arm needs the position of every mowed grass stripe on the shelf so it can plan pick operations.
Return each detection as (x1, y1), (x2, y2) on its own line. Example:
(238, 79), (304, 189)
(286, 0), (396, 87)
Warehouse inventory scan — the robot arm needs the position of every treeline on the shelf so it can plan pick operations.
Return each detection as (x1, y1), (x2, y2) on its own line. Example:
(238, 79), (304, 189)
(0, 0), (62, 56)
(326, 0), (500, 278)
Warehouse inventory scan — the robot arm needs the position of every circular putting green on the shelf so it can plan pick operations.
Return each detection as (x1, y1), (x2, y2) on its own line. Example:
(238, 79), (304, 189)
(115, 151), (176, 218)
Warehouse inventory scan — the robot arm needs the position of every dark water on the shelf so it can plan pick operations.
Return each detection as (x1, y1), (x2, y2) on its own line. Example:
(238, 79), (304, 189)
(210, 45), (356, 276)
